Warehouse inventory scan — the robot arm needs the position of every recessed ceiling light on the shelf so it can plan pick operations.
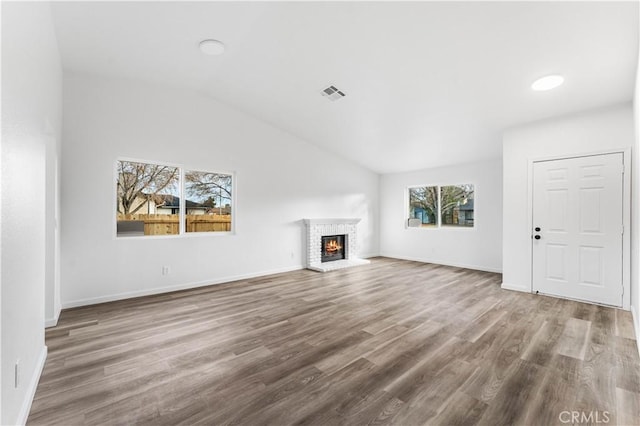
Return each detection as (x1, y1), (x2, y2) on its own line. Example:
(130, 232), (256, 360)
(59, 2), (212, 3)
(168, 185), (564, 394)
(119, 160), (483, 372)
(199, 39), (225, 56)
(531, 74), (564, 91)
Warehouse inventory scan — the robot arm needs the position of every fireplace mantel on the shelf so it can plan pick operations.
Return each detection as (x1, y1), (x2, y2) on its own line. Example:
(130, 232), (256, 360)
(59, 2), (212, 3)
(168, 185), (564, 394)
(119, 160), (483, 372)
(303, 218), (361, 226)
(303, 218), (370, 272)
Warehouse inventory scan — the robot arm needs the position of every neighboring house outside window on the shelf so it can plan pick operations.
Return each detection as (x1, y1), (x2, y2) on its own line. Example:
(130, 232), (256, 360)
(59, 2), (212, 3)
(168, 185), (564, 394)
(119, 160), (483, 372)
(407, 184), (474, 228)
(116, 160), (234, 237)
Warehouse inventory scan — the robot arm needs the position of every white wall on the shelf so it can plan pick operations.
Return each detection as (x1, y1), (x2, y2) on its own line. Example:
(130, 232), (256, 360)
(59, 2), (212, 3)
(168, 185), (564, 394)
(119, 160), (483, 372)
(1, 2), (62, 424)
(379, 159), (503, 273)
(632, 4), (640, 344)
(502, 104), (634, 300)
(61, 73), (379, 307)
(44, 133), (62, 327)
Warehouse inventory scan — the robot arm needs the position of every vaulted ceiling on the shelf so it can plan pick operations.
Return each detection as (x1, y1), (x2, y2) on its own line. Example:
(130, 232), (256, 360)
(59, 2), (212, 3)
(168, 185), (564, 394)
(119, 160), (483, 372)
(51, 1), (638, 174)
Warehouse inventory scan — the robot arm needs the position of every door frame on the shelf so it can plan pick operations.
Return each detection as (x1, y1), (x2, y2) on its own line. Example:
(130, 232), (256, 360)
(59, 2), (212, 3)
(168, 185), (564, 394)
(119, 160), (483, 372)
(526, 148), (630, 310)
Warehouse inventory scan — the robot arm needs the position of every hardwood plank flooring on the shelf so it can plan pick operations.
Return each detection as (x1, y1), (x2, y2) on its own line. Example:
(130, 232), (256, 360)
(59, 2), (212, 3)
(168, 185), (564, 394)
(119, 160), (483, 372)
(28, 257), (640, 425)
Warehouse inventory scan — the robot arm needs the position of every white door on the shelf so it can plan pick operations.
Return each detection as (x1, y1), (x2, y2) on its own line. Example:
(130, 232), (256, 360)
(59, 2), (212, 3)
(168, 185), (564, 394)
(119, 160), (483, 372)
(532, 153), (623, 307)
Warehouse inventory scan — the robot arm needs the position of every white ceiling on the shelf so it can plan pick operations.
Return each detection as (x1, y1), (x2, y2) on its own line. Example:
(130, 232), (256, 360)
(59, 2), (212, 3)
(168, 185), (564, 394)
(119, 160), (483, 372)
(51, 1), (638, 174)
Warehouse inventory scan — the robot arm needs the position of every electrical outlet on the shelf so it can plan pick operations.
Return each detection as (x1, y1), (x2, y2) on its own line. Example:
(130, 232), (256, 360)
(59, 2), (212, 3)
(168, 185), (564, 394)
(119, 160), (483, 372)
(162, 266), (170, 275)
(15, 359), (20, 388)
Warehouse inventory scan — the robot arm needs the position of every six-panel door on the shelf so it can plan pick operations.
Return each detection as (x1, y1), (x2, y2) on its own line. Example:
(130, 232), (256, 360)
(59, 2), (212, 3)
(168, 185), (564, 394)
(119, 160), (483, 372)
(532, 153), (623, 307)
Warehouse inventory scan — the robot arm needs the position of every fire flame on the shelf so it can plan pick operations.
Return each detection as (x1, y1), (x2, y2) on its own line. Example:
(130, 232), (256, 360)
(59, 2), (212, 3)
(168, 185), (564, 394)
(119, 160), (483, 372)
(325, 240), (342, 253)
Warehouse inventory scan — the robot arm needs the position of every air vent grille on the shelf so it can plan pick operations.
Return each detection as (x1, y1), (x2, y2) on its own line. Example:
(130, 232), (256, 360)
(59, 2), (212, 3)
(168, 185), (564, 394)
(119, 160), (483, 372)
(321, 85), (346, 101)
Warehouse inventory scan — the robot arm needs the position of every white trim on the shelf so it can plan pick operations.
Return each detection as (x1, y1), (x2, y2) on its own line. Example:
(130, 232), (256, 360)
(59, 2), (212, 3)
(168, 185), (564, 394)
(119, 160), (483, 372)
(501, 282), (530, 293)
(116, 230), (235, 240)
(62, 265), (303, 309)
(179, 166), (185, 234)
(404, 225), (477, 232)
(358, 252), (379, 259)
(16, 346), (47, 426)
(303, 218), (361, 226)
(380, 253), (501, 274)
(527, 149), (631, 310)
(44, 306), (61, 328)
(632, 305), (640, 358)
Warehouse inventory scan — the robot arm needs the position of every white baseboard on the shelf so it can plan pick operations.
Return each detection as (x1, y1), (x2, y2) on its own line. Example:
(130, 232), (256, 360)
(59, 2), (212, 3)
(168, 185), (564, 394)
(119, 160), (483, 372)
(359, 252), (379, 259)
(500, 282), (530, 293)
(380, 253), (502, 274)
(44, 306), (61, 328)
(62, 265), (304, 309)
(16, 345), (47, 426)
(632, 305), (640, 358)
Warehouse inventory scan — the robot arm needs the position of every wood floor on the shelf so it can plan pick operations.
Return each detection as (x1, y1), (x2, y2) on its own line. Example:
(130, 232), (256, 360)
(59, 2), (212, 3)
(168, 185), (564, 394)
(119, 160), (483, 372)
(28, 258), (640, 425)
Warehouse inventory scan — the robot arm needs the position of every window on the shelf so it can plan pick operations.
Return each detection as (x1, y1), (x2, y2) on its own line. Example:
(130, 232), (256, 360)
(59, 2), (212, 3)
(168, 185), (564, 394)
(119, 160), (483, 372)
(116, 160), (180, 236)
(116, 160), (233, 237)
(440, 184), (474, 227)
(407, 184), (474, 228)
(185, 171), (233, 233)
(408, 186), (438, 227)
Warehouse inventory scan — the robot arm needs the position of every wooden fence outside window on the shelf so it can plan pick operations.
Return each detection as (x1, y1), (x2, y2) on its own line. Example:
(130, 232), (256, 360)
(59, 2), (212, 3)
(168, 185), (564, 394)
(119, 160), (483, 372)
(117, 214), (231, 235)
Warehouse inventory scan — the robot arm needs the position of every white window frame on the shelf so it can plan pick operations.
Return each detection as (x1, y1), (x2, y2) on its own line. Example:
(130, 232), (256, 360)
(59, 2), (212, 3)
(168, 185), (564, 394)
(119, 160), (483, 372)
(114, 157), (236, 239)
(183, 168), (236, 236)
(406, 182), (476, 230)
(407, 184), (440, 228)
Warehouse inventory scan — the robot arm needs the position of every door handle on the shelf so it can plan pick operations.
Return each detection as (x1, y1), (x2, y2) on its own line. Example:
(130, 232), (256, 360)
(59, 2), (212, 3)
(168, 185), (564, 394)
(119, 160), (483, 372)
(534, 235), (541, 240)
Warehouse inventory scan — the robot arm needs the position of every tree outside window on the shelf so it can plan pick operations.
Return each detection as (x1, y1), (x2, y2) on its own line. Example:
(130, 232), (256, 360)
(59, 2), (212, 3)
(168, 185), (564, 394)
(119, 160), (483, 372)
(184, 171), (233, 233)
(117, 160), (180, 236)
(441, 184), (474, 227)
(408, 186), (438, 227)
(116, 160), (234, 236)
(407, 184), (474, 228)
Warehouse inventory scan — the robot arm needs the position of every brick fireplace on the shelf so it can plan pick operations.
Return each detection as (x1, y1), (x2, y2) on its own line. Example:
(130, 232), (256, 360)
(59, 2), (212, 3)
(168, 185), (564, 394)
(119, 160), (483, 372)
(303, 218), (370, 272)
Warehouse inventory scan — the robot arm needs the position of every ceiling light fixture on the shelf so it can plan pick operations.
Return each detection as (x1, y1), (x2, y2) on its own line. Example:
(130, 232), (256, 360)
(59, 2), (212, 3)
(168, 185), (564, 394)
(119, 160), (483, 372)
(531, 74), (564, 91)
(199, 39), (225, 56)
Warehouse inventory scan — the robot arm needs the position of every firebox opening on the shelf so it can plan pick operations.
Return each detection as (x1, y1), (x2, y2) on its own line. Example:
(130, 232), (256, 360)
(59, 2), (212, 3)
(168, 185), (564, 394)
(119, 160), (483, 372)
(321, 234), (347, 263)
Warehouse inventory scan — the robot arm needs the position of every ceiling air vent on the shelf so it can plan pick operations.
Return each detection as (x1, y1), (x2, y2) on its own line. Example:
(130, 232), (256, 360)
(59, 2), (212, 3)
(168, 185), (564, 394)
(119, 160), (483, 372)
(321, 85), (346, 101)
